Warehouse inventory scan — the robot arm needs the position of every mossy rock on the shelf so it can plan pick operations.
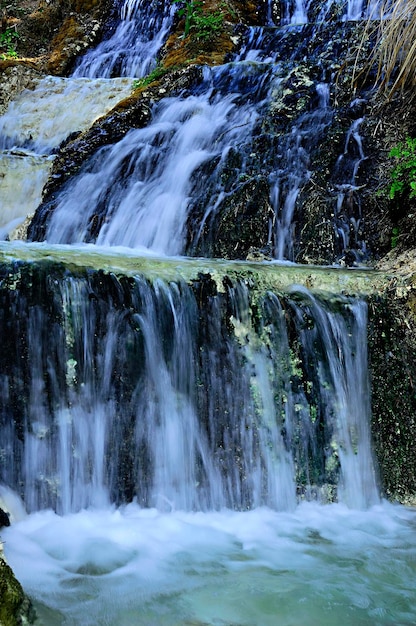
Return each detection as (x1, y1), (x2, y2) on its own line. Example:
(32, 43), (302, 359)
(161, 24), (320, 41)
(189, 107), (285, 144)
(0, 557), (36, 625)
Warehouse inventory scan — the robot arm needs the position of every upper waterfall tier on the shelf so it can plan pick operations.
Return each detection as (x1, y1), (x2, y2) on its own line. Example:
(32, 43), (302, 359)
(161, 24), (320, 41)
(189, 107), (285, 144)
(28, 15), (376, 263)
(0, 0), (390, 262)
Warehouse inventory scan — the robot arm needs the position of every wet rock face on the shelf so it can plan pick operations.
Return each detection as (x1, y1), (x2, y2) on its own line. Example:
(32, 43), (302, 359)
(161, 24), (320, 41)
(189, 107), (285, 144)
(46, 13), (104, 75)
(188, 175), (274, 260)
(0, 508), (10, 528)
(368, 286), (416, 505)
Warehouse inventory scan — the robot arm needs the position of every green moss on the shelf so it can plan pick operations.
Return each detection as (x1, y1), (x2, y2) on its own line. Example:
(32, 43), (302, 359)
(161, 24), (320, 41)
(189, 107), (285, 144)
(0, 558), (25, 626)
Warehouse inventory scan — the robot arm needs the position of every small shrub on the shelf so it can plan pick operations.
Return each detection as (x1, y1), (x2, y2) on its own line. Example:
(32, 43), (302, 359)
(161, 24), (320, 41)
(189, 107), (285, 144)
(173, 0), (224, 40)
(0, 27), (18, 59)
(173, 0), (201, 37)
(388, 137), (416, 200)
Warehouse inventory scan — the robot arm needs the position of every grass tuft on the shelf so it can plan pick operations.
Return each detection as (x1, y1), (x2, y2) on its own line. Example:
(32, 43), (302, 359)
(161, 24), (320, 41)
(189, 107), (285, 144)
(360, 0), (416, 99)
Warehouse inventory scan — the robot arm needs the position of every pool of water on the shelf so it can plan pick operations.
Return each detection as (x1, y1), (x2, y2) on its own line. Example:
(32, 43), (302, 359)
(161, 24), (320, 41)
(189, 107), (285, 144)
(3, 501), (416, 625)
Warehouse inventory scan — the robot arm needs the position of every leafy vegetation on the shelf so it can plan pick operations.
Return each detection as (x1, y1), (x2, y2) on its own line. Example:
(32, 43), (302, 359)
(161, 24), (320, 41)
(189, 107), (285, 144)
(192, 6), (224, 40)
(173, 0), (224, 40)
(0, 26), (18, 59)
(131, 63), (170, 90)
(388, 137), (416, 200)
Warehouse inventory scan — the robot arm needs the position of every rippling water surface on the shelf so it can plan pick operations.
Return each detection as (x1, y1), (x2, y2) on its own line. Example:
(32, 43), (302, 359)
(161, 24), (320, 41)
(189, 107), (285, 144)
(4, 502), (416, 625)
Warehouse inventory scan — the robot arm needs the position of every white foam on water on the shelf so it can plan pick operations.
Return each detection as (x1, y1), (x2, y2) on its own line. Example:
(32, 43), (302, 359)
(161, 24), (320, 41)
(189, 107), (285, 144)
(3, 502), (416, 625)
(0, 77), (133, 153)
(0, 151), (55, 235)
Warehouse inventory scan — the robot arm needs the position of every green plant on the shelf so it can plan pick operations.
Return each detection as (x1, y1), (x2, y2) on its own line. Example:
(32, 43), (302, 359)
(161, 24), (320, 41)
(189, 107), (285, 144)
(0, 27), (18, 59)
(131, 63), (169, 90)
(173, 0), (224, 40)
(391, 226), (400, 249)
(173, 0), (201, 37)
(193, 8), (224, 40)
(388, 137), (416, 200)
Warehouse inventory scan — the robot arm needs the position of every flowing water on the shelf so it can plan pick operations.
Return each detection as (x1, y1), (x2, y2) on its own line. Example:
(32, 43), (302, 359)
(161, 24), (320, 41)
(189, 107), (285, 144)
(1, 0), (416, 624)
(0, 77), (133, 233)
(25, 0), (379, 261)
(36, 65), (269, 253)
(1, 253), (415, 625)
(72, 0), (175, 79)
(0, 0), (175, 236)
(0, 261), (379, 513)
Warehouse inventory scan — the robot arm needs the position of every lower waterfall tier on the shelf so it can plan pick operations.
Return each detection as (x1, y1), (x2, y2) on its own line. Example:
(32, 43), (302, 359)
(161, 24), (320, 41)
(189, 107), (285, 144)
(0, 248), (379, 513)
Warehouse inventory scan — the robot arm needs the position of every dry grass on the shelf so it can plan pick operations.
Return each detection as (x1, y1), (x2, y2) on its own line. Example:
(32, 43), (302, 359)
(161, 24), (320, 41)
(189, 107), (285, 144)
(362, 0), (416, 99)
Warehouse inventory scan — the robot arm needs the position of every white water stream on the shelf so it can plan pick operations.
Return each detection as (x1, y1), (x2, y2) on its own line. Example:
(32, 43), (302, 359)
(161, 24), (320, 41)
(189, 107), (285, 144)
(72, 0), (175, 78)
(0, 76), (134, 236)
(42, 68), (265, 253)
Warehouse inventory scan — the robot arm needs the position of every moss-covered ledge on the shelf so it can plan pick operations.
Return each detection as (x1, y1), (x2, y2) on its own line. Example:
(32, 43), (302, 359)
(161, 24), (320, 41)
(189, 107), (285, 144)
(0, 240), (390, 296)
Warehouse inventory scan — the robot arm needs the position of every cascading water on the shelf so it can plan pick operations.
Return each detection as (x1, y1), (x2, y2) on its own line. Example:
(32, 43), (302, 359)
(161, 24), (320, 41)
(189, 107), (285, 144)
(1, 0), (416, 624)
(72, 0), (175, 78)
(0, 0), (174, 238)
(26, 0), (382, 262)
(34, 65), (270, 253)
(0, 76), (134, 234)
(1, 257), (415, 624)
(288, 287), (378, 508)
(332, 111), (368, 262)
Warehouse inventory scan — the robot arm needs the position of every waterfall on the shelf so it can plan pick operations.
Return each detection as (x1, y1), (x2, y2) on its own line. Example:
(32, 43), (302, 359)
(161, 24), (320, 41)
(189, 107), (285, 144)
(26, 0), (381, 262)
(72, 0), (175, 78)
(332, 113), (368, 262)
(2, 1), (416, 624)
(27, 31), (336, 258)
(3, 257), (414, 626)
(288, 287), (378, 508)
(0, 262), (378, 513)
(35, 65), (268, 253)
(271, 82), (332, 260)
